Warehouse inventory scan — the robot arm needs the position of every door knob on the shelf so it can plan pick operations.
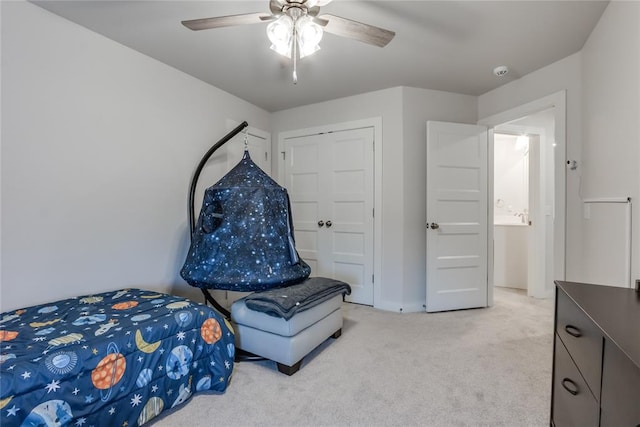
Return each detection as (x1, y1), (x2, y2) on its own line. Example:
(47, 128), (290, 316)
(430, 223), (440, 230)
(326, 220), (332, 228)
(318, 220), (325, 227)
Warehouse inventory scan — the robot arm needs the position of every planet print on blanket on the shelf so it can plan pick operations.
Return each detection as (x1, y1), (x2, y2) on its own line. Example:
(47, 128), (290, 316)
(227, 343), (235, 358)
(48, 333), (82, 347)
(0, 331), (18, 341)
(166, 301), (190, 310)
(0, 353), (16, 364)
(174, 310), (194, 327)
(196, 375), (212, 391)
(200, 318), (222, 344)
(91, 343), (126, 402)
(136, 368), (153, 387)
(165, 345), (193, 380)
(111, 301), (138, 310)
(131, 314), (151, 322)
(21, 400), (73, 427)
(138, 397), (164, 425)
(37, 305), (58, 314)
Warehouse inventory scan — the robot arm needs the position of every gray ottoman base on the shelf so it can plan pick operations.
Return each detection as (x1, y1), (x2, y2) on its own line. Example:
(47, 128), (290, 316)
(231, 294), (344, 375)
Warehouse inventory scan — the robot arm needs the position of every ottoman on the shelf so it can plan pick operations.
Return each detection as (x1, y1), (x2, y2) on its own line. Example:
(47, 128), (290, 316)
(231, 293), (344, 375)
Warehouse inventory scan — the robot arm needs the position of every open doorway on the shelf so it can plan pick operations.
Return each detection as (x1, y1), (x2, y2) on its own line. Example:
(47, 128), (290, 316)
(480, 91), (566, 303)
(493, 132), (532, 293)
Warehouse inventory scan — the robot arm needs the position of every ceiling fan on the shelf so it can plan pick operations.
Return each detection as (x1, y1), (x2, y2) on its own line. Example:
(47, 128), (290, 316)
(182, 0), (395, 83)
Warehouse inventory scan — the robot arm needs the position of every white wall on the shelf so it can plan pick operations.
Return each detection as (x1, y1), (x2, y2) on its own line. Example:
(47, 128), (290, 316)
(579, 1), (640, 286)
(0, 1), (271, 311)
(271, 87), (476, 311)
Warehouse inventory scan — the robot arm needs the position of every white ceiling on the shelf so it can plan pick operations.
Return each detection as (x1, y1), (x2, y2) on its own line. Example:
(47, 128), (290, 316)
(32, 1), (609, 112)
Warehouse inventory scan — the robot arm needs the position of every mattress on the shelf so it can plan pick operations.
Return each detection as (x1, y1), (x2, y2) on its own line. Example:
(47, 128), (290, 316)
(0, 288), (235, 426)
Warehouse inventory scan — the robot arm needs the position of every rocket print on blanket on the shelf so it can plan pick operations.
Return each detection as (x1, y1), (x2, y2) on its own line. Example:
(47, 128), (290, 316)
(0, 288), (234, 427)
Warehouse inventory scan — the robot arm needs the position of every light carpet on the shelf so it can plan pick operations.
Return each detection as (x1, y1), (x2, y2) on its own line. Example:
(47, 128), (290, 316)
(155, 287), (554, 427)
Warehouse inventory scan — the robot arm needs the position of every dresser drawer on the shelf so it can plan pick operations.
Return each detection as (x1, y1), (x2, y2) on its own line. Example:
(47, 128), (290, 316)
(600, 342), (640, 427)
(556, 288), (603, 399)
(552, 335), (600, 427)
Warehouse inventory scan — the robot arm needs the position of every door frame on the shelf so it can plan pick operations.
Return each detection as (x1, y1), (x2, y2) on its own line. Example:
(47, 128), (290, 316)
(478, 90), (567, 304)
(277, 117), (382, 307)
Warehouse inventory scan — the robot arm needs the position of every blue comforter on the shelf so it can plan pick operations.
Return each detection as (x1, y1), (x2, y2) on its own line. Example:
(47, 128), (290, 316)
(0, 288), (235, 426)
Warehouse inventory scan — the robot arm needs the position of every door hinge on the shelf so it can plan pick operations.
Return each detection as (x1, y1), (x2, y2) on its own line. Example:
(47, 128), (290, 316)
(372, 274), (374, 284)
(265, 151), (268, 162)
(372, 208), (375, 218)
(281, 151), (286, 160)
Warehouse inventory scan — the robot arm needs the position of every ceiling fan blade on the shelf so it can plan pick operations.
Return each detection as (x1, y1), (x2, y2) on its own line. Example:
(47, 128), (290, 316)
(269, 0), (286, 15)
(182, 12), (273, 31)
(310, 15), (329, 27)
(319, 14), (395, 47)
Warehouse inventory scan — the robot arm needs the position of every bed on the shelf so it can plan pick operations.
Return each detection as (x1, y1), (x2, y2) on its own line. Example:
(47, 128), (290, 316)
(0, 288), (235, 427)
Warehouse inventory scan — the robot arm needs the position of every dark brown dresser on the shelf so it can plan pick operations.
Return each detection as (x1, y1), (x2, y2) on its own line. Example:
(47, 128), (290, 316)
(552, 281), (640, 426)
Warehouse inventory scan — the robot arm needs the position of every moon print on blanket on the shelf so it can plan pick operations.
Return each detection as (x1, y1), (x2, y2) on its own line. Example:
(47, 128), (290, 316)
(180, 151), (310, 292)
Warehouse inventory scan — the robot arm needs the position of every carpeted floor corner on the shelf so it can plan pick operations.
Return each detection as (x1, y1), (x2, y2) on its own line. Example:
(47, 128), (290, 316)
(155, 288), (554, 427)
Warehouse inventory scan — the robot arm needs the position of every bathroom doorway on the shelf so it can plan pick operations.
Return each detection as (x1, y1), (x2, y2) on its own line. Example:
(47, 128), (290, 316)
(478, 90), (567, 305)
(493, 132), (533, 293)
(492, 108), (557, 300)
(479, 90), (567, 303)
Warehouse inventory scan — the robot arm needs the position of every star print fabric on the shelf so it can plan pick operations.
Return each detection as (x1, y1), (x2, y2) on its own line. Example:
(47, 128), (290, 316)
(0, 288), (235, 426)
(180, 151), (310, 291)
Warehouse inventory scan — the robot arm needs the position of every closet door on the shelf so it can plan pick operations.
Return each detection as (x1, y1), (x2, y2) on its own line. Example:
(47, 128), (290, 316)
(285, 127), (374, 305)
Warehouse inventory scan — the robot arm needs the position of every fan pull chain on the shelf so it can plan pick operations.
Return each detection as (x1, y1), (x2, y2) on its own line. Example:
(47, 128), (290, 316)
(292, 27), (298, 84)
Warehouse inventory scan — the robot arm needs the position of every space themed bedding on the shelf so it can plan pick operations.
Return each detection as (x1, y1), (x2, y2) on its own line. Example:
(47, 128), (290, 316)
(0, 288), (235, 427)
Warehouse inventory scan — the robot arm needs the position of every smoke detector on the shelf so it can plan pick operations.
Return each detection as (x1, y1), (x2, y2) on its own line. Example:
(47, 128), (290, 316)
(493, 65), (509, 77)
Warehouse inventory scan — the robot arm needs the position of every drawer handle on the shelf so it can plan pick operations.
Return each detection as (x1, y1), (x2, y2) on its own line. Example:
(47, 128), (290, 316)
(561, 378), (579, 396)
(564, 325), (582, 338)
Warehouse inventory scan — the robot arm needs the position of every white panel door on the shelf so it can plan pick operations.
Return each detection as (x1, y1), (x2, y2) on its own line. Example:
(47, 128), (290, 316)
(426, 121), (488, 312)
(285, 127), (374, 305)
(286, 135), (323, 274)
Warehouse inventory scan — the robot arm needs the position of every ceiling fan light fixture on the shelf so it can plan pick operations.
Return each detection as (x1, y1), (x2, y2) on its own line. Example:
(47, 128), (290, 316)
(183, 0), (392, 84)
(296, 16), (323, 58)
(267, 15), (294, 57)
